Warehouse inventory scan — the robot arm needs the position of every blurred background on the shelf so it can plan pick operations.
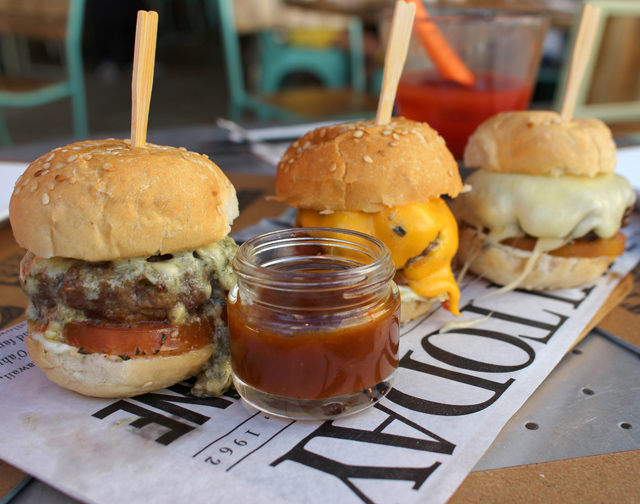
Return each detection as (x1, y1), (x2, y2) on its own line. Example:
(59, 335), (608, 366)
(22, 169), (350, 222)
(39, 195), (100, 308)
(0, 0), (638, 152)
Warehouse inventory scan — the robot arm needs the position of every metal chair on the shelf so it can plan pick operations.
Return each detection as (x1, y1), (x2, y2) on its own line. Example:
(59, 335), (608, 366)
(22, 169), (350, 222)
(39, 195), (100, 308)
(553, 0), (640, 126)
(210, 0), (376, 122)
(0, 0), (88, 145)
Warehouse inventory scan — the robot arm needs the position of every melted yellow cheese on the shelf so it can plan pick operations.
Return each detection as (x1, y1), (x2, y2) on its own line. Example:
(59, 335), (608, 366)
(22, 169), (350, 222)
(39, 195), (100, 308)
(455, 171), (636, 244)
(297, 199), (461, 315)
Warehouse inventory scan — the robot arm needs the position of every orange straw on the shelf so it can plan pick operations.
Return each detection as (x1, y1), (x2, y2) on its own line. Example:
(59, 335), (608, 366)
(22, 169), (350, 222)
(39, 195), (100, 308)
(407, 0), (475, 87)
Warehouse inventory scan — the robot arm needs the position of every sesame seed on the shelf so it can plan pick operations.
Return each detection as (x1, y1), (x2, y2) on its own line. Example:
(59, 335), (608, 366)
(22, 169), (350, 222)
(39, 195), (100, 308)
(203, 154), (209, 159)
(392, 133), (400, 141)
(67, 155), (78, 163)
(178, 147), (187, 151)
(34, 170), (44, 177)
(402, 130), (409, 135)
(353, 130), (363, 138)
(55, 163), (65, 169)
(83, 154), (92, 160)
(284, 165), (290, 173)
(303, 141), (311, 149)
(320, 129), (327, 138)
(42, 193), (50, 205)
(389, 141), (398, 147)
(47, 182), (55, 190)
(448, 170), (453, 176)
(68, 177), (77, 184)
(292, 141), (299, 148)
(363, 156), (373, 164)
(124, 139), (131, 145)
(216, 205), (223, 214)
(43, 162), (51, 169)
(72, 147), (81, 150)
(225, 179), (230, 187)
(41, 170), (49, 176)
(347, 125), (356, 130)
(288, 158), (294, 164)
(14, 186), (21, 195)
(30, 183), (38, 193)
(330, 163), (337, 172)
(103, 163), (113, 171)
(382, 130), (392, 136)
(55, 174), (65, 182)
(22, 178), (29, 186)
(46, 153), (55, 162)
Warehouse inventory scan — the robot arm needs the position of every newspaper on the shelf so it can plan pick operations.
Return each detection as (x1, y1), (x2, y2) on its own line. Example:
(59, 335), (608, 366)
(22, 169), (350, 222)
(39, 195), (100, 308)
(1, 215), (639, 504)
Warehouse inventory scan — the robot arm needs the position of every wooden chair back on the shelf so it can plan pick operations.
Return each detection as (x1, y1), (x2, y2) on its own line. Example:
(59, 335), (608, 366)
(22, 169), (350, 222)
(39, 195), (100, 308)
(554, 0), (640, 126)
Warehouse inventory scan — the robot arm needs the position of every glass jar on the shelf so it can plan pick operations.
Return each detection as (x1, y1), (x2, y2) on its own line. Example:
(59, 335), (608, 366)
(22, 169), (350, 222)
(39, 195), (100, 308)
(228, 227), (400, 420)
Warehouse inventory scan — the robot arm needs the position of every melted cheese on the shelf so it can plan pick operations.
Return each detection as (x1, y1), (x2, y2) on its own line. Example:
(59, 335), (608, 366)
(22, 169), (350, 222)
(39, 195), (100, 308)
(297, 199), (461, 315)
(455, 171), (636, 244)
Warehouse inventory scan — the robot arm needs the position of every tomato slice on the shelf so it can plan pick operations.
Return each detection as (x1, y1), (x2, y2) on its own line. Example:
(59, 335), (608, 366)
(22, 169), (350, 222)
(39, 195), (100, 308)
(501, 232), (626, 259)
(64, 317), (215, 357)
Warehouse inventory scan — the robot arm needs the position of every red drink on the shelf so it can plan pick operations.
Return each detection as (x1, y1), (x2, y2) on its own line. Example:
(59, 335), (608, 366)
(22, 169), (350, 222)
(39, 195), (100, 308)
(396, 71), (533, 159)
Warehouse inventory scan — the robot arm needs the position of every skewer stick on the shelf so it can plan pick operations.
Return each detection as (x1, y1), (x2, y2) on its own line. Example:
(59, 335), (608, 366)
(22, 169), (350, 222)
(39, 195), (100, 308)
(131, 10), (159, 148)
(375, 1), (416, 126)
(559, 3), (601, 120)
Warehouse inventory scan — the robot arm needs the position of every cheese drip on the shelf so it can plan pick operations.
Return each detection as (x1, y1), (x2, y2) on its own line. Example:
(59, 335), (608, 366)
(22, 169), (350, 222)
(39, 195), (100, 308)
(454, 171), (636, 244)
(297, 199), (461, 315)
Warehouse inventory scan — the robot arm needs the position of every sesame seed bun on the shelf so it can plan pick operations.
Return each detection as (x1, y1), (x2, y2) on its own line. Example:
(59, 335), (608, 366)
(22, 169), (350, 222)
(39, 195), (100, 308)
(9, 139), (239, 262)
(274, 118), (462, 213)
(463, 111), (617, 177)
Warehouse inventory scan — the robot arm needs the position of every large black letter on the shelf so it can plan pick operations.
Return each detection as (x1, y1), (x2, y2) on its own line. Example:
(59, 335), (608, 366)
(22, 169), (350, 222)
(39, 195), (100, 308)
(92, 400), (194, 445)
(386, 350), (514, 416)
(271, 405), (456, 503)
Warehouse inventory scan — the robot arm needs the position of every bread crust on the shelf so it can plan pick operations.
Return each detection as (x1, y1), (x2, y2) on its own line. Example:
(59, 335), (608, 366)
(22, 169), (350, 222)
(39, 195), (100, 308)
(10, 139), (239, 262)
(275, 118), (462, 212)
(463, 111), (617, 177)
(457, 227), (616, 291)
(400, 297), (434, 324)
(26, 335), (214, 398)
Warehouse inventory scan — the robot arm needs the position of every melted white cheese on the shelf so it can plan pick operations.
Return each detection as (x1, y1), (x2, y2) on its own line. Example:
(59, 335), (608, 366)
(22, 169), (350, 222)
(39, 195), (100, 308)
(455, 171), (636, 243)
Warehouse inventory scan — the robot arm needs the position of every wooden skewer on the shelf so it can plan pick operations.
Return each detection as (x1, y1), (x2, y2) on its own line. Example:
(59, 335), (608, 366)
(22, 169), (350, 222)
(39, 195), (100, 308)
(559, 3), (601, 120)
(375, 0), (416, 126)
(131, 10), (159, 148)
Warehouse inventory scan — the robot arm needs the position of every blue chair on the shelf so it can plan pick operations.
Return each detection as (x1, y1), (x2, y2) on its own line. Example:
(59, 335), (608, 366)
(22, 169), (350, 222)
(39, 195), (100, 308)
(0, 0), (88, 145)
(209, 0), (376, 122)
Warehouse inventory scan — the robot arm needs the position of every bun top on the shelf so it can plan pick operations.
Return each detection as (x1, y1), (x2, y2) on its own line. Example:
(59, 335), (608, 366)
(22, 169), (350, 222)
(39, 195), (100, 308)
(10, 139), (239, 261)
(274, 117), (462, 213)
(463, 111), (617, 177)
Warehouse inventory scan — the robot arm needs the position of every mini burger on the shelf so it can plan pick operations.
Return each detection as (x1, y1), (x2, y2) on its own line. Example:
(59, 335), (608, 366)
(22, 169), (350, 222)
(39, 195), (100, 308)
(273, 117), (464, 323)
(455, 110), (636, 291)
(10, 139), (239, 398)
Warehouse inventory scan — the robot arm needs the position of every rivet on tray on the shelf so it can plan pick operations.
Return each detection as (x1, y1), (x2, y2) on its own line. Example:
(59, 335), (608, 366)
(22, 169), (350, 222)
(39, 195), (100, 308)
(581, 388), (595, 395)
(525, 422), (539, 430)
(619, 422), (633, 430)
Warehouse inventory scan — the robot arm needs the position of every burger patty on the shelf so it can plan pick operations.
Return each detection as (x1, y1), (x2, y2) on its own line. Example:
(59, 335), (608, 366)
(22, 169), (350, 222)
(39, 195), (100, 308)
(21, 237), (238, 325)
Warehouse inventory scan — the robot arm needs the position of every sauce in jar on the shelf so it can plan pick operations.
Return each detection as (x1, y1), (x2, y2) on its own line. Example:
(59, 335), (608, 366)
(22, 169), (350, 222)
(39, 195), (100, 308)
(227, 228), (400, 419)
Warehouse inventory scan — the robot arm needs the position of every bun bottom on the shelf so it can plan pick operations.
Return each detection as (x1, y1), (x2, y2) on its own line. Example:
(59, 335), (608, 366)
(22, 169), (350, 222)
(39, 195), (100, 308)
(26, 335), (214, 398)
(400, 297), (435, 324)
(457, 227), (617, 291)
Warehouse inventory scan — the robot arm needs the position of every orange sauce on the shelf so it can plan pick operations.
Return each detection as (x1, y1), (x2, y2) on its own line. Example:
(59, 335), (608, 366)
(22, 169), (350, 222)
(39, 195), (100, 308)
(228, 290), (400, 400)
(396, 71), (533, 159)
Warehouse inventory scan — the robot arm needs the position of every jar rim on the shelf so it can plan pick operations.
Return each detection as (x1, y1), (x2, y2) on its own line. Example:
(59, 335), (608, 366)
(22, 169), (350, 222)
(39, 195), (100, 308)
(233, 227), (396, 290)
